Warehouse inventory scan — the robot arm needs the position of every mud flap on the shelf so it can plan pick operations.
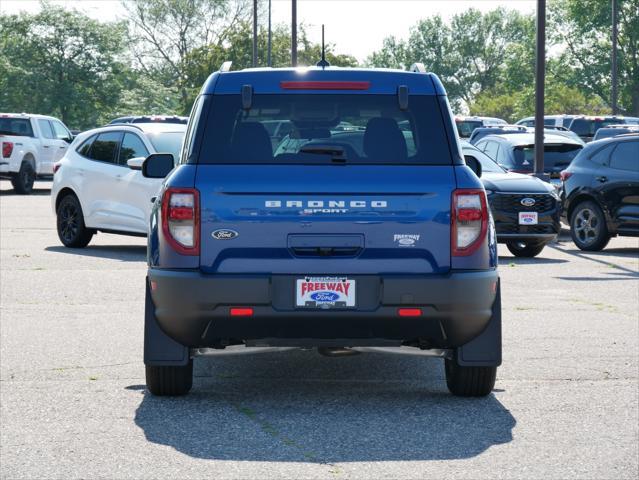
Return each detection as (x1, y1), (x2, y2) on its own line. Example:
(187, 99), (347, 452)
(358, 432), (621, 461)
(456, 278), (502, 367)
(144, 279), (190, 366)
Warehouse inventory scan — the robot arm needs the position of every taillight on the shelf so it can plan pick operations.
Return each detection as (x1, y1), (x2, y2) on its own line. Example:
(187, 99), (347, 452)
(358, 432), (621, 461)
(161, 187), (199, 255)
(452, 189), (488, 256)
(53, 162), (62, 174)
(2, 141), (14, 158)
(560, 170), (573, 182)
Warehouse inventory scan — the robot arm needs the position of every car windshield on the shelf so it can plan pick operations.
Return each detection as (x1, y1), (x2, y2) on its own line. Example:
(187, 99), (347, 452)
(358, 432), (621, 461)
(147, 132), (185, 163)
(456, 120), (483, 138)
(0, 118), (34, 137)
(513, 144), (582, 171)
(197, 94), (453, 165)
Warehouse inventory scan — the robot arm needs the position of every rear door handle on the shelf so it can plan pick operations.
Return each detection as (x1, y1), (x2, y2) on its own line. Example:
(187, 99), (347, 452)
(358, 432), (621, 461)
(595, 176), (607, 182)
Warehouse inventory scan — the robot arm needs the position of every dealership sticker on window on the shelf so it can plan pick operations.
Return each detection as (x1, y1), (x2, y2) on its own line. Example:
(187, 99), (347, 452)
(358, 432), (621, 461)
(295, 277), (356, 308)
(518, 212), (538, 225)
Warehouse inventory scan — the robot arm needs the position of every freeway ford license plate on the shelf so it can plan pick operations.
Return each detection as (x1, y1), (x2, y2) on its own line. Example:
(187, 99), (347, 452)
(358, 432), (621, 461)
(295, 277), (356, 309)
(519, 212), (539, 225)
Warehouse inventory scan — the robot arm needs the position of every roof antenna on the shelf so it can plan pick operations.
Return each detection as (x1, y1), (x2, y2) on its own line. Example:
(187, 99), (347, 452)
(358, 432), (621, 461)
(316, 24), (330, 69)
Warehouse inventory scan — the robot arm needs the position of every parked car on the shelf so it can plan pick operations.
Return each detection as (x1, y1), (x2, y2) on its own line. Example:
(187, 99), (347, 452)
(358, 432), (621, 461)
(592, 124), (639, 142)
(108, 115), (188, 125)
(454, 115), (507, 138)
(474, 133), (583, 186)
(142, 63), (502, 397)
(560, 134), (639, 251)
(516, 114), (578, 129)
(567, 115), (639, 143)
(470, 125), (584, 146)
(51, 122), (186, 248)
(0, 113), (73, 194)
(462, 141), (560, 257)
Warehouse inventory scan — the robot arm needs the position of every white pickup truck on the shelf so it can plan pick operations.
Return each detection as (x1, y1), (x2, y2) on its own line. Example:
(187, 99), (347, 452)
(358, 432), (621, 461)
(0, 113), (74, 194)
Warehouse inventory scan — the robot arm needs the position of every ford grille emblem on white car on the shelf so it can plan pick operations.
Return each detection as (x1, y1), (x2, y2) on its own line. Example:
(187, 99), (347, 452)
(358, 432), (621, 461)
(521, 198), (536, 207)
(212, 229), (238, 240)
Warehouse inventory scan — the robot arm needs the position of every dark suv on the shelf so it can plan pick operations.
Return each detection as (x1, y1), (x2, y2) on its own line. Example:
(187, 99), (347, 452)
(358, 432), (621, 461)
(141, 64), (502, 397)
(561, 134), (639, 250)
(568, 116), (639, 143)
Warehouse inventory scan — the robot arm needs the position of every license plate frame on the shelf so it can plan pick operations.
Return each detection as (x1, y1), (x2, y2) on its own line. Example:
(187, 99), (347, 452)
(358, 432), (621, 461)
(519, 212), (539, 225)
(295, 277), (356, 309)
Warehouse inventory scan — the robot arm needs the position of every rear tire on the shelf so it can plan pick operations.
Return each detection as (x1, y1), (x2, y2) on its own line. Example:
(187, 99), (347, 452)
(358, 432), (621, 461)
(146, 361), (193, 396)
(445, 358), (496, 397)
(11, 161), (35, 194)
(506, 241), (546, 258)
(56, 194), (94, 248)
(570, 201), (610, 251)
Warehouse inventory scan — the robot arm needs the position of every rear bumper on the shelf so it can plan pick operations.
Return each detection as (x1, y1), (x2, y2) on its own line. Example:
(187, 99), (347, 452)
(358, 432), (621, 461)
(147, 269), (499, 349)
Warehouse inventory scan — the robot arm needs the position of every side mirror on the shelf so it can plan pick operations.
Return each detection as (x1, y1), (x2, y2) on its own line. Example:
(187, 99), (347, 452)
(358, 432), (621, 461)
(127, 157), (145, 170)
(142, 153), (174, 178)
(464, 155), (482, 178)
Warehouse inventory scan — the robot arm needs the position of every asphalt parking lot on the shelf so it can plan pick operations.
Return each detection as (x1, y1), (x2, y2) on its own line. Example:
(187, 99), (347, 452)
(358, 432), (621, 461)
(1, 180), (638, 479)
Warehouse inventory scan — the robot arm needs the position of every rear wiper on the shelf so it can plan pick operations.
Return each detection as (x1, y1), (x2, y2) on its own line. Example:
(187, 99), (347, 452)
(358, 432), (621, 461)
(299, 145), (347, 163)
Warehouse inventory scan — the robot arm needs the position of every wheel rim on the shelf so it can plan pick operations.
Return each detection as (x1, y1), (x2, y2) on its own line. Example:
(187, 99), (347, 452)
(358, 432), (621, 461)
(573, 207), (600, 246)
(22, 168), (35, 189)
(59, 202), (79, 242)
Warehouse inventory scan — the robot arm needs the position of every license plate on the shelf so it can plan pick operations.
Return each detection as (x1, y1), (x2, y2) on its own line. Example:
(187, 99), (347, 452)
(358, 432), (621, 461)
(295, 277), (356, 309)
(519, 212), (538, 225)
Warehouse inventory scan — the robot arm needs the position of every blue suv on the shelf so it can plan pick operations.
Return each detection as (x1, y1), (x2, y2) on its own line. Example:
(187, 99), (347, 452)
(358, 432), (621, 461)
(141, 64), (501, 397)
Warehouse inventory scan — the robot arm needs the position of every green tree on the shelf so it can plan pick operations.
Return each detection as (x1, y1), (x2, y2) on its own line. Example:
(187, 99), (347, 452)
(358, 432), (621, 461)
(0, 5), (128, 129)
(366, 8), (534, 110)
(123, 0), (250, 114)
(549, 0), (639, 115)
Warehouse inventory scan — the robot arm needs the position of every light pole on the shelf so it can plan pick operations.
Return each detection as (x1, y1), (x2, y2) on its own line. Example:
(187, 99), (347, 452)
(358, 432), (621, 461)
(252, 0), (258, 67)
(534, 0), (546, 179)
(292, 0), (298, 66)
(267, 0), (272, 67)
(612, 0), (618, 114)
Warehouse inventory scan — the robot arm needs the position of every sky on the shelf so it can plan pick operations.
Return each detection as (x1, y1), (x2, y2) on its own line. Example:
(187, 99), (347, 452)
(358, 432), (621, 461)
(0, 0), (537, 61)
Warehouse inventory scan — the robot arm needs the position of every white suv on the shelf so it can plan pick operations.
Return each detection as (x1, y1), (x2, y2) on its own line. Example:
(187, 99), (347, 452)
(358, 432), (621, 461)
(51, 123), (186, 248)
(1, 113), (73, 194)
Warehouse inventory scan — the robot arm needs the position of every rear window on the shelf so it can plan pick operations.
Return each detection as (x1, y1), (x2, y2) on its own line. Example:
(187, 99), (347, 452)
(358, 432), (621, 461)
(513, 144), (582, 170)
(147, 131), (184, 163)
(197, 94), (452, 165)
(570, 119), (620, 136)
(456, 120), (482, 138)
(0, 118), (34, 137)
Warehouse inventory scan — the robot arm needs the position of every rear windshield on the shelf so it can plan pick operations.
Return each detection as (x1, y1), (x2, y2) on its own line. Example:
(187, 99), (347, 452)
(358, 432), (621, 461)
(456, 120), (482, 138)
(197, 94), (452, 165)
(0, 118), (34, 137)
(570, 119), (620, 136)
(513, 144), (582, 170)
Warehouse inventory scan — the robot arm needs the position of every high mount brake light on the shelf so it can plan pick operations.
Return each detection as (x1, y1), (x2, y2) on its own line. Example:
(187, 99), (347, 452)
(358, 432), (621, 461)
(230, 307), (254, 317)
(398, 308), (422, 317)
(2, 141), (14, 158)
(161, 187), (200, 256)
(451, 189), (488, 257)
(279, 81), (370, 90)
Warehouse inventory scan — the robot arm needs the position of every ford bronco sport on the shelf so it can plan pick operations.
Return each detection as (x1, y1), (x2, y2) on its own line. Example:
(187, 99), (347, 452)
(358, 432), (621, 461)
(142, 63), (501, 397)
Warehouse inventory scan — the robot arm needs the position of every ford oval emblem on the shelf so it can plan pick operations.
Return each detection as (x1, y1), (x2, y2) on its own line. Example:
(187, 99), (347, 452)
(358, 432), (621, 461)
(212, 229), (238, 240)
(310, 292), (340, 302)
(520, 197), (536, 207)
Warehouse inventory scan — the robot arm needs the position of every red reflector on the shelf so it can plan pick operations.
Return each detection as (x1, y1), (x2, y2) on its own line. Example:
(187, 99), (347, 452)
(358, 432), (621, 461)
(398, 308), (422, 317)
(559, 170), (572, 182)
(168, 206), (194, 220)
(280, 81), (370, 90)
(150, 281), (158, 291)
(230, 307), (253, 317)
(457, 208), (482, 222)
(2, 141), (14, 158)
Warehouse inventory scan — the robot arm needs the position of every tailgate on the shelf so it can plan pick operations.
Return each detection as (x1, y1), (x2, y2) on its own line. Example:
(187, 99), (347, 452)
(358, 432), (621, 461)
(197, 165), (454, 275)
